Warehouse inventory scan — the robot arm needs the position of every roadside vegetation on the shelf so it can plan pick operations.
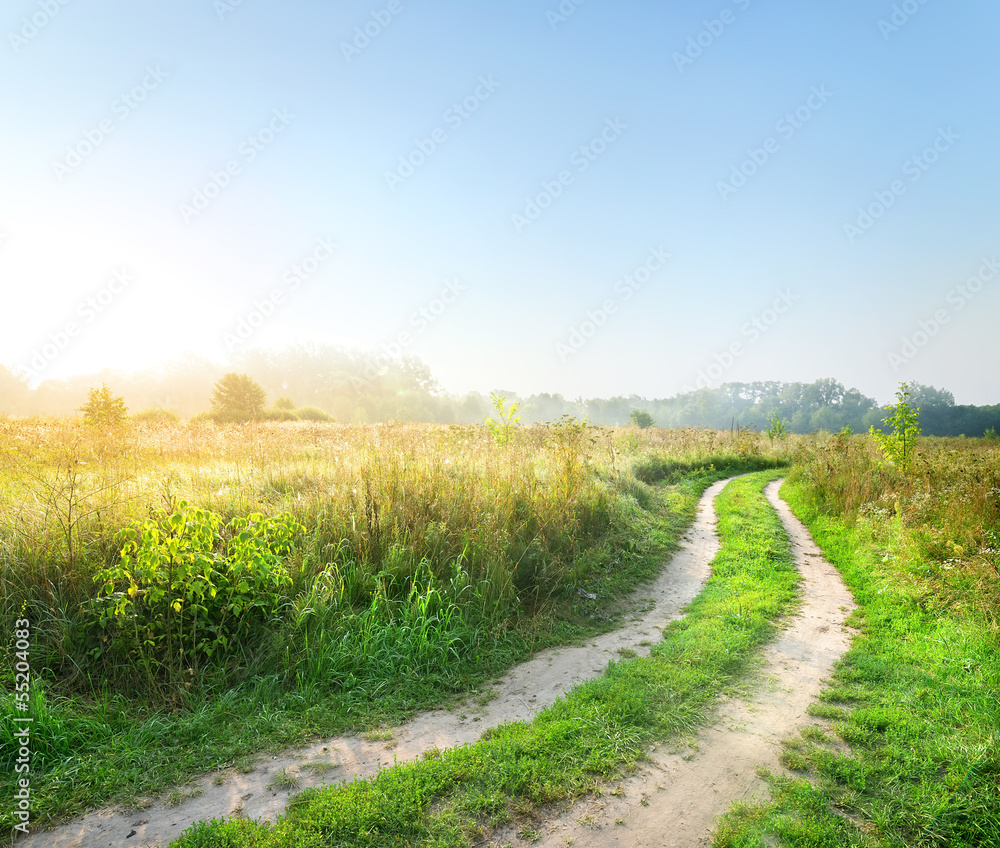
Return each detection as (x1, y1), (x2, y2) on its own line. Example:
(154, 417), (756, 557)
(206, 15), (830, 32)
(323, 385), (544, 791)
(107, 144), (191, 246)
(716, 431), (1000, 848)
(4, 389), (996, 848)
(0, 414), (784, 832)
(169, 470), (799, 848)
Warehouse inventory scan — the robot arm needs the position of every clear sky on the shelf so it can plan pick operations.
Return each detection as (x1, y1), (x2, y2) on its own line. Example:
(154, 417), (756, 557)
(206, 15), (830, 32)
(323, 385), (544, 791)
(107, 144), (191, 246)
(3, 0), (999, 405)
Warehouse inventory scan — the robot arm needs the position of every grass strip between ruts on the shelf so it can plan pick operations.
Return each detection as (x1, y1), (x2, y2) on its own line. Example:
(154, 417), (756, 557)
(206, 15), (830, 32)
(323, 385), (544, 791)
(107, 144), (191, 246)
(714, 476), (1000, 848)
(170, 470), (800, 848)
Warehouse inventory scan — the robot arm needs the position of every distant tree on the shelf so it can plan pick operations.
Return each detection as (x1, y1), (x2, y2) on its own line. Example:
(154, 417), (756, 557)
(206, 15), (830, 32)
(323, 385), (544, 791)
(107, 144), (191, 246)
(809, 406), (842, 434)
(274, 396), (296, 411)
(211, 373), (267, 421)
(295, 406), (333, 422)
(906, 382), (955, 408)
(0, 365), (31, 415)
(458, 392), (488, 424)
(629, 409), (655, 429)
(79, 383), (129, 428)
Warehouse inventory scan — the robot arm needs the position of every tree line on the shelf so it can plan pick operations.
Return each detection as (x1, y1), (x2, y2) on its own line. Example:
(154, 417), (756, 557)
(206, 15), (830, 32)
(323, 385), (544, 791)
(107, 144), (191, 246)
(1, 346), (997, 437)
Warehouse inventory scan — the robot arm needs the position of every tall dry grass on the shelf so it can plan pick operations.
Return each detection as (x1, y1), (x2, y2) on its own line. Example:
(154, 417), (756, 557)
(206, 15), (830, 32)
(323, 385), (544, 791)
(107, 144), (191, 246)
(791, 431), (1000, 619)
(0, 416), (790, 699)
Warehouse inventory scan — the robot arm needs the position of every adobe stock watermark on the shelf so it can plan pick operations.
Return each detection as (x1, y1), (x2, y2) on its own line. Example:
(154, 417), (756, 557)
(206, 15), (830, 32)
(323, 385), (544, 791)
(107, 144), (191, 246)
(673, 0), (753, 73)
(341, 0), (405, 63)
(878, 0), (933, 40)
(20, 269), (135, 381)
(351, 277), (469, 389)
(556, 247), (669, 361)
(887, 255), (998, 371)
(717, 85), (832, 201)
(7, 0), (72, 53)
(843, 127), (959, 244)
(511, 117), (627, 234)
(683, 288), (796, 391)
(179, 108), (294, 224)
(51, 65), (170, 182)
(547, 0), (590, 31)
(214, 0), (248, 22)
(12, 616), (32, 835)
(223, 237), (339, 352)
(385, 75), (501, 191)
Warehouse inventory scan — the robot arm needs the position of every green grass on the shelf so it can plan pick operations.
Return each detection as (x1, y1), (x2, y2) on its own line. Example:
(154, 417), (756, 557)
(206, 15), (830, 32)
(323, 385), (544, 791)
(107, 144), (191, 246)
(0, 419), (793, 833)
(0, 468), (777, 833)
(166, 470), (800, 847)
(713, 473), (1000, 848)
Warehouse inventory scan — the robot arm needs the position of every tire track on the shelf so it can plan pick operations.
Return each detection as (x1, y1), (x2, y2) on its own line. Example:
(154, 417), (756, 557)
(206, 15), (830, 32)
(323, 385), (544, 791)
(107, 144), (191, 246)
(20, 477), (732, 848)
(496, 479), (857, 848)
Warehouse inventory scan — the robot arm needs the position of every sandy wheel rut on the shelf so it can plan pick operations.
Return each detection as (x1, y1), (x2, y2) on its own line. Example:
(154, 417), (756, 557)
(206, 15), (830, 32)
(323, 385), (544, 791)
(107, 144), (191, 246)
(21, 477), (854, 848)
(495, 479), (857, 848)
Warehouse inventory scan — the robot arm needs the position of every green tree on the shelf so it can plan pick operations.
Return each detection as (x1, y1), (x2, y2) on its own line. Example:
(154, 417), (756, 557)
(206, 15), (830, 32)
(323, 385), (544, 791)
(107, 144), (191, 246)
(210, 373), (267, 421)
(870, 382), (922, 470)
(79, 383), (129, 428)
(629, 409), (655, 429)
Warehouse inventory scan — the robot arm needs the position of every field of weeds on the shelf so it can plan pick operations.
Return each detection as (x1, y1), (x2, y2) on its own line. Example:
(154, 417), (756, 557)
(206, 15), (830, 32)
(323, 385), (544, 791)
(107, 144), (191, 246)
(0, 417), (784, 827)
(718, 433), (1000, 847)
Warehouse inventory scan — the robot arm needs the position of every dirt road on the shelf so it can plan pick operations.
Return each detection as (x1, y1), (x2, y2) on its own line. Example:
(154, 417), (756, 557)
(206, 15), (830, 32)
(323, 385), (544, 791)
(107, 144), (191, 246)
(20, 477), (854, 848)
(494, 480), (857, 847)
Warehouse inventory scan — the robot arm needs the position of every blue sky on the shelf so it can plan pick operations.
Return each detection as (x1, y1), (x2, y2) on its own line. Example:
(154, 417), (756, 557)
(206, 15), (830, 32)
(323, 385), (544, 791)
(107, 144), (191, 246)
(3, 0), (999, 405)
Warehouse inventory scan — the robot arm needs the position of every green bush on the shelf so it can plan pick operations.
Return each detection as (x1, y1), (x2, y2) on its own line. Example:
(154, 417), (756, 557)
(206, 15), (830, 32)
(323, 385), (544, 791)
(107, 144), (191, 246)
(93, 503), (304, 685)
(295, 406), (334, 422)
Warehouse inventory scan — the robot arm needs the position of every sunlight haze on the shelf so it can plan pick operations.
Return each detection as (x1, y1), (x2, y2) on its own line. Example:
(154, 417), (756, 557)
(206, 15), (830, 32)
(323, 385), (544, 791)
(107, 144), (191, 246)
(3, 0), (999, 405)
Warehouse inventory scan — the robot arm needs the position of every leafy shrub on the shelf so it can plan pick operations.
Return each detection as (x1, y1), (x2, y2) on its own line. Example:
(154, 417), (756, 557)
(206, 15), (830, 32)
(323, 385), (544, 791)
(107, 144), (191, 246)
(262, 408), (299, 422)
(295, 406), (334, 422)
(93, 502), (304, 685)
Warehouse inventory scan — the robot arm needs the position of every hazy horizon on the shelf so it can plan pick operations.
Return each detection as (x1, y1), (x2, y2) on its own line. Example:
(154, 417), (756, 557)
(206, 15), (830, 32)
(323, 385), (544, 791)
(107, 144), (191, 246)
(4, 1), (999, 406)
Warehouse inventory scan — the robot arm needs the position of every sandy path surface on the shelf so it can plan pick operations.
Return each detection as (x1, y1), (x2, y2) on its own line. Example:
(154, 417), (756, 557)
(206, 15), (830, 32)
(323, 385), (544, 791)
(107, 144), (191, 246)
(21, 479), (731, 848)
(494, 479), (857, 848)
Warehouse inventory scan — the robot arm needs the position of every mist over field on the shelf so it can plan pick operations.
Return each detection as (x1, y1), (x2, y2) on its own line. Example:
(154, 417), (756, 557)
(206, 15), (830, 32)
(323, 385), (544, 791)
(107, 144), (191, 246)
(2, 351), (998, 437)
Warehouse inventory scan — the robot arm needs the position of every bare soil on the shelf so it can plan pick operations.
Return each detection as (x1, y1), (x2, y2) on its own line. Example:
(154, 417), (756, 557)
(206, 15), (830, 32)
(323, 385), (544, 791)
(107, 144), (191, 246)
(19, 477), (854, 848)
(493, 480), (857, 848)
